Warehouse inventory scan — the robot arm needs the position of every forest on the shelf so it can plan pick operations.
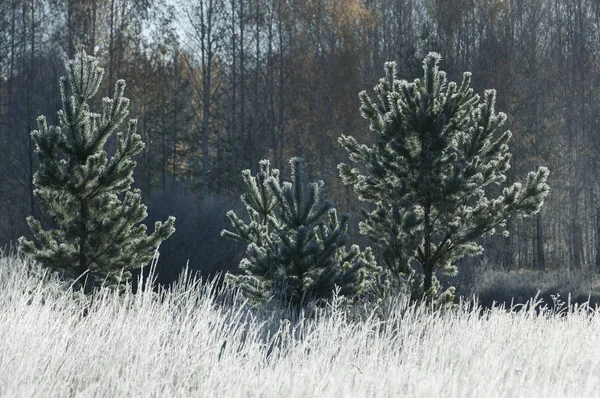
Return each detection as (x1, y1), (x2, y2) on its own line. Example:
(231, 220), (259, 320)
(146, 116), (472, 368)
(1, 0), (600, 290)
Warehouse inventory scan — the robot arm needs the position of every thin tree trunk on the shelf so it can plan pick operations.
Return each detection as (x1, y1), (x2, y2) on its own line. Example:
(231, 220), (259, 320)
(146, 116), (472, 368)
(171, 52), (180, 189)
(140, 58), (150, 197)
(90, 0), (97, 54)
(161, 55), (167, 192)
(536, 213), (545, 271)
(67, 0), (74, 56)
(267, 3), (276, 161)
(422, 204), (433, 292)
(277, 0), (285, 169)
(230, 0), (238, 182)
(201, 0), (213, 196)
(595, 207), (600, 273)
(253, 0), (261, 161)
(8, 0), (16, 98)
(571, 191), (582, 269)
(79, 200), (93, 293)
(239, 0), (249, 169)
(26, 0), (35, 217)
(108, 0), (116, 94)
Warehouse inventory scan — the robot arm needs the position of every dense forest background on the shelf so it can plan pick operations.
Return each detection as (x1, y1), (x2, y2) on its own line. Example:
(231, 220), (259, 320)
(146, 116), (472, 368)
(1, 0), (600, 285)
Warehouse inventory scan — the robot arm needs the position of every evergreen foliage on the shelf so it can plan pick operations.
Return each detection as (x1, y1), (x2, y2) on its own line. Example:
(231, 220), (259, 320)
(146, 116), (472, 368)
(222, 158), (379, 308)
(18, 51), (176, 291)
(339, 53), (550, 301)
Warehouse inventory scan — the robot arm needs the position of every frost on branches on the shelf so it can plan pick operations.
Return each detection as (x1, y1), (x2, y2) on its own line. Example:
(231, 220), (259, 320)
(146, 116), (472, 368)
(222, 158), (379, 309)
(19, 51), (175, 292)
(339, 53), (549, 302)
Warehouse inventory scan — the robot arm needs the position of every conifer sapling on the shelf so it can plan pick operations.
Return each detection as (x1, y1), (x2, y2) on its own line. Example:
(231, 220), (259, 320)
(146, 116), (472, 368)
(19, 51), (176, 291)
(223, 158), (379, 307)
(339, 53), (550, 300)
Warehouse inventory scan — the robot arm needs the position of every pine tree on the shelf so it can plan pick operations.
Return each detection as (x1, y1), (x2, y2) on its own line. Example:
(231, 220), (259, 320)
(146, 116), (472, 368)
(222, 158), (379, 308)
(18, 51), (176, 291)
(339, 53), (550, 300)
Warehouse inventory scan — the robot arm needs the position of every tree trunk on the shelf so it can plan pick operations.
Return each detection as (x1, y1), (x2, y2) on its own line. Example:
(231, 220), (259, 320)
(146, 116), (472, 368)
(8, 0), (16, 98)
(571, 193), (582, 269)
(78, 200), (94, 293)
(504, 202), (514, 270)
(239, 0), (249, 169)
(423, 263), (434, 293)
(202, 83), (211, 196)
(422, 203), (433, 293)
(26, 0), (35, 218)
(252, 0), (261, 162)
(67, 0), (74, 56)
(595, 207), (600, 273)
(108, 0), (116, 94)
(267, 4), (276, 162)
(161, 57), (167, 192)
(230, 0), (238, 184)
(90, 0), (97, 54)
(201, 0), (213, 196)
(171, 52), (180, 189)
(536, 212), (546, 271)
(276, 0), (285, 169)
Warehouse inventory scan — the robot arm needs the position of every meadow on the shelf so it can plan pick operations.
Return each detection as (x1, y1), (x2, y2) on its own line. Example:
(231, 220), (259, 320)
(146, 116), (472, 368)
(1, 251), (599, 398)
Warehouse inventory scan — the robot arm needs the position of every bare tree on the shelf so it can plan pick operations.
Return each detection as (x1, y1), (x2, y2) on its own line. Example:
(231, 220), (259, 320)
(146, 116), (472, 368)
(184, 0), (226, 196)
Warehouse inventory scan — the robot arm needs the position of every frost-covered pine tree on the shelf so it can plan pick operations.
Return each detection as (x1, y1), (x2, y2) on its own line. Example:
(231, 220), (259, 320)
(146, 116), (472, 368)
(339, 53), (549, 300)
(19, 51), (175, 291)
(222, 158), (379, 308)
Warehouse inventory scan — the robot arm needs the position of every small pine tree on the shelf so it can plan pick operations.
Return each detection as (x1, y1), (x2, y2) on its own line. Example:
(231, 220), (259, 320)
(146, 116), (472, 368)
(339, 53), (550, 300)
(19, 51), (175, 291)
(222, 158), (379, 308)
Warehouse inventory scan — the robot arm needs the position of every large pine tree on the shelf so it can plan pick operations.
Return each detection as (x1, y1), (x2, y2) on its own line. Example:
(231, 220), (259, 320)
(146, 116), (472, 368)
(222, 158), (379, 308)
(339, 53), (549, 299)
(19, 51), (175, 291)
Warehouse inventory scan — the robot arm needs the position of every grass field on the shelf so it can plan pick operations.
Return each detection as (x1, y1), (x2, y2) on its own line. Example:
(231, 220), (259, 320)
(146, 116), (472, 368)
(1, 252), (599, 397)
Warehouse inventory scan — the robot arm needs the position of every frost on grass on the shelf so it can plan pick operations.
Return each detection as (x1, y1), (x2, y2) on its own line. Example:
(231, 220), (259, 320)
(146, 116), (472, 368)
(1, 251), (599, 397)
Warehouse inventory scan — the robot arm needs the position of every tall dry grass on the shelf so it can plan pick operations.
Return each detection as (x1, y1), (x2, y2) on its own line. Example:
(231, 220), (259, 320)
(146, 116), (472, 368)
(1, 250), (599, 397)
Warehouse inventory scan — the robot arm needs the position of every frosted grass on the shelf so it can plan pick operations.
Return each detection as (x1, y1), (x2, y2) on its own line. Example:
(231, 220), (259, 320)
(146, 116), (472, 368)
(1, 252), (599, 397)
